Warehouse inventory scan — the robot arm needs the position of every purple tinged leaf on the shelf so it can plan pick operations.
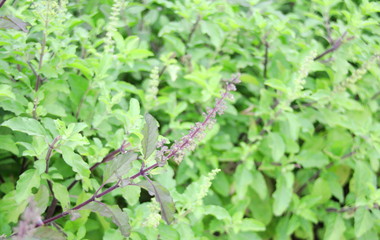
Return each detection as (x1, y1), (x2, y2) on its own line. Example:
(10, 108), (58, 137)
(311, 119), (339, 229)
(81, 202), (130, 237)
(32, 227), (66, 240)
(141, 113), (159, 160)
(0, 16), (29, 32)
(103, 152), (138, 184)
(136, 180), (175, 224)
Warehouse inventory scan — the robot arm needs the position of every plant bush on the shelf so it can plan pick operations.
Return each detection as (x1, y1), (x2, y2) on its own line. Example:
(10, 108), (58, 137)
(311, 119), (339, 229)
(1, 0), (380, 239)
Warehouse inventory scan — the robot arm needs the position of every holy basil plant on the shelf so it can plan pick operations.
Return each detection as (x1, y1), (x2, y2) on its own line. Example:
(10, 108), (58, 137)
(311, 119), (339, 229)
(1, 0), (380, 239)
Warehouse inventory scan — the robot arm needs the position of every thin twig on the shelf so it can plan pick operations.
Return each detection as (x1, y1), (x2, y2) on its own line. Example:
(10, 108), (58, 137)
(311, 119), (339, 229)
(314, 31), (348, 61)
(36, 31), (46, 91)
(188, 15), (201, 44)
(326, 203), (379, 213)
(295, 150), (357, 195)
(45, 136), (62, 174)
(27, 61), (43, 120)
(27, 61), (39, 80)
(158, 52), (176, 77)
(44, 136), (62, 219)
(326, 206), (358, 213)
(323, 13), (334, 46)
(31, 3), (49, 119)
(263, 37), (269, 79)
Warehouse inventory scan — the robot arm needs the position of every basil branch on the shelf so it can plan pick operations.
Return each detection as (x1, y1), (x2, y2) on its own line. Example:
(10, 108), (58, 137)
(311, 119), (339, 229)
(314, 31), (348, 61)
(67, 141), (129, 191)
(45, 141), (129, 219)
(39, 75), (240, 227)
(40, 162), (155, 226)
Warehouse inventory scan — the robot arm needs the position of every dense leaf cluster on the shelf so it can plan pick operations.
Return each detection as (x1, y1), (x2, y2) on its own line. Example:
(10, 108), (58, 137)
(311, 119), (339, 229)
(1, 0), (380, 239)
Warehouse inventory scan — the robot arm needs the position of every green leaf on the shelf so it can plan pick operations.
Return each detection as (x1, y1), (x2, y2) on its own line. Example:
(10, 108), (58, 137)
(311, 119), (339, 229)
(249, 191), (273, 225)
(251, 171), (267, 200)
(15, 169), (40, 203)
(0, 16), (28, 32)
(127, 49), (154, 60)
(272, 173), (293, 216)
(137, 179), (175, 224)
(67, 59), (93, 79)
(296, 150), (329, 168)
(65, 122), (88, 138)
(282, 113), (300, 140)
(120, 185), (141, 206)
(235, 165), (253, 200)
(0, 99), (25, 115)
(0, 191), (28, 223)
(113, 31), (125, 51)
(141, 113), (159, 160)
(311, 178), (332, 204)
(323, 214), (346, 240)
(34, 184), (49, 215)
(33, 226), (66, 240)
(68, 74), (89, 106)
(103, 152), (138, 184)
(326, 173), (344, 202)
(355, 208), (374, 237)
(82, 202), (130, 238)
(240, 74), (259, 85)
(163, 35), (185, 55)
(0, 84), (15, 99)
(239, 218), (266, 232)
(203, 205), (231, 221)
(128, 98), (140, 117)
(52, 182), (70, 210)
(61, 146), (91, 180)
(200, 21), (224, 49)
(268, 133), (285, 162)
(212, 171), (230, 197)
(0, 135), (19, 155)
(354, 161), (375, 198)
(124, 36), (140, 52)
(158, 224), (180, 240)
(265, 79), (289, 93)
(2, 117), (48, 137)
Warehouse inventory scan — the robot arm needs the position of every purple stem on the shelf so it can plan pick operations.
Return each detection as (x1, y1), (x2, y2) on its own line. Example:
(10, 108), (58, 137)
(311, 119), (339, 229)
(0, 0), (6, 8)
(45, 142), (129, 219)
(163, 83), (233, 161)
(41, 171), (143, 226)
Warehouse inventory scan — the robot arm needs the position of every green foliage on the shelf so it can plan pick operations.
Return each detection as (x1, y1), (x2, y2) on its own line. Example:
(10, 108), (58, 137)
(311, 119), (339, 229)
(141, 113), (159, 160)
(136, 179), (175, 224)
(103, 152), (138, 184)
(1, 0), (380, 239)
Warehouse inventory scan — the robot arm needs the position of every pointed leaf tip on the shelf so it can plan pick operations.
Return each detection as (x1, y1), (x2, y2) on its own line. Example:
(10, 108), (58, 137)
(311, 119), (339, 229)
(141, 113), (159, 160)
(137, 179), (175, 224)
